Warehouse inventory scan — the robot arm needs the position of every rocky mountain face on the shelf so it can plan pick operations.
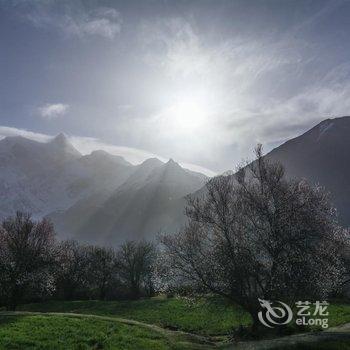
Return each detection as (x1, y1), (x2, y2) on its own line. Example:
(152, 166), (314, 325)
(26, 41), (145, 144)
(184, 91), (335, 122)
(50, 157), (207, 245)
(265, 116), (350, 227)
(190, 116), (350, 229)
(2, 116), (349, 246)
(0, 134), (135, 220)
(0, 134), (207, 245)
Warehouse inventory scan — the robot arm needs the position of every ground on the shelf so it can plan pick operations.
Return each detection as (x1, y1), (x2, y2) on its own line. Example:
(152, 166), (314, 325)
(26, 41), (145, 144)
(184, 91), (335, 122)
(0, 314), (171, 350)
(0, 296), (349, 349)
(0, 313), (212, 350)
(17, 296), (251, 336)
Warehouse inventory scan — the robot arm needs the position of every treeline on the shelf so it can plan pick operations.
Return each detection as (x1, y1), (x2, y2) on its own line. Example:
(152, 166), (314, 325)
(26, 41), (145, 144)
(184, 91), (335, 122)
(1, 147), (349, 331)
(0, 212), (157, 310)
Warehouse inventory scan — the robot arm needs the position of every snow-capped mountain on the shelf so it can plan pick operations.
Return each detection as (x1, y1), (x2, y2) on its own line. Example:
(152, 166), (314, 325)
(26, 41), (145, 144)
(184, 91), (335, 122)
(0, 134), (80, 217)
(0, 133), (137, 219)
(50, 157), (207, 245)
(0, 134), (207, 244)
(3, 116), (349, 246)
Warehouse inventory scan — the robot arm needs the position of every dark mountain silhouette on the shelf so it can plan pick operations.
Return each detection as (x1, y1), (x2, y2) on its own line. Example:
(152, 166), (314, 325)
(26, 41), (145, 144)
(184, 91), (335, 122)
(52, 157), (206, 245)
(265, 116), (350, 227)
(1, 116), (349, 246)
(0, 134), (207, 244)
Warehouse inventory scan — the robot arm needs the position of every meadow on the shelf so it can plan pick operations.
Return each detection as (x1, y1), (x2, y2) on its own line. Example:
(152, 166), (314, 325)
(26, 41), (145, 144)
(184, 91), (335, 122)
(18, 296), (251, 336)
(0, 296), (349, 349)
(0, 313), (213, 350)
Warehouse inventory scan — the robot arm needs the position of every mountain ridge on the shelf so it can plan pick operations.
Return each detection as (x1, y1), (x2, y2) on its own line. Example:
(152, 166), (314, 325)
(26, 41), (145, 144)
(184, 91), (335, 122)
(263, 116), (350, 226)
(0, 134), (207, 244)
(2, 116), (350, 245)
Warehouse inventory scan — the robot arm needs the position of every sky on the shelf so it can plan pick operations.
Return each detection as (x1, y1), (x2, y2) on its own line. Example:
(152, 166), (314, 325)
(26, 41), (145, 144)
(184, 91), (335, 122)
(1, 0), (350, 175)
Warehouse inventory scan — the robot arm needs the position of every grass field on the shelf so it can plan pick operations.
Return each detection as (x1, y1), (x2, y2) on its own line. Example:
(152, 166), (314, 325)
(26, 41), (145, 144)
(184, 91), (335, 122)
(0, 296), (348, 349)
(18, 296), (350, 335)
(0, 313), (213, 350)
(322, 302), (350, 328)
(0, 314), (169, 350)
(18, 296), (251, 336)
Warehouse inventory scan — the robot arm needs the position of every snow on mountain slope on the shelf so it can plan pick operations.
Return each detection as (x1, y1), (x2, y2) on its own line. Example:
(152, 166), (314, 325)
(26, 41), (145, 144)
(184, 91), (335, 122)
(0, 134), (134, 219)
(50, 158), (207, 245)
(0, 134), (208, 245)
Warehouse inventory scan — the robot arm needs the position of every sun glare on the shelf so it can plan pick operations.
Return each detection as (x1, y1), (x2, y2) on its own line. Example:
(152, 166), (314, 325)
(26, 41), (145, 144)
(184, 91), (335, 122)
(158, 92), (212, 137)
(172, 97), (208, 131)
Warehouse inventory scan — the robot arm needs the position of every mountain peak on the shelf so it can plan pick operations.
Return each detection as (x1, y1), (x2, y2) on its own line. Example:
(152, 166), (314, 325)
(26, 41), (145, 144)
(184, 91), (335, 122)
(265, 115), (350, 226)
(164, 158), (183, 169)
(90, 149), (109, 156)
(140, 158), (163, 168)
(48, 133), (81, 157)
(305, 116), (350, 142)
(87, 150), (132, 166)
(50, 133), (69, 145)
(167, 158), (176, 164)
(164, 158), (182, 170)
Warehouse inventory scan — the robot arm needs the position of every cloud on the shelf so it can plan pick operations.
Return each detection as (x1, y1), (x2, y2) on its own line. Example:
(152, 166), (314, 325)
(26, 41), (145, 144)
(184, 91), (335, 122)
(38, 103), (69, 119)
(8, 4), (348, 173)
(25, 4), (122, 39)
(180, 162), (217, 177)
(0, 126), (51, 142)
(137, 13), (350, 170)
(69, 135), (165, 165)
(136, 17), (308, 166)
(0, 126), (216, 177)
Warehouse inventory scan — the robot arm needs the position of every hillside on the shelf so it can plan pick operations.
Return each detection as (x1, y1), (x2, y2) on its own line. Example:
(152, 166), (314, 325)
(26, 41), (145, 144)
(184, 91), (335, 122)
(52, 158), (206, 245)
(2, 116), (350, 246)
(0, 134), (207, 244)
(266, 116), (350, 226)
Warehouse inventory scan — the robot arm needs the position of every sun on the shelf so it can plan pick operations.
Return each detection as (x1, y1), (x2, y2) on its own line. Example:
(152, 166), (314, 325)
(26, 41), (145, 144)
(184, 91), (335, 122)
(172, 97), (209, 131)
(157, 92), (212, 137)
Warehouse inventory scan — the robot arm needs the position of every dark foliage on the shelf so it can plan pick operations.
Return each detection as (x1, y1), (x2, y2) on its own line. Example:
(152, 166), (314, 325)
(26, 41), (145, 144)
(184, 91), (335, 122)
(161, 146), (349, 329)
(0, 214), (157, 307)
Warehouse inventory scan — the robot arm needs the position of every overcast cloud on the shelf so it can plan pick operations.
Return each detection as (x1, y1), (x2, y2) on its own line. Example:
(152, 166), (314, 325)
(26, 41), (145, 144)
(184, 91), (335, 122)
(1, 0), (350, 173)
(24, 3), (122, 39)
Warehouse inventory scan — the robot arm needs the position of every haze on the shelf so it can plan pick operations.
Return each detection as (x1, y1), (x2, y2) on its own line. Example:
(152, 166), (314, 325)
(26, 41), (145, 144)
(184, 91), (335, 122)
(1, 0), (350, 175)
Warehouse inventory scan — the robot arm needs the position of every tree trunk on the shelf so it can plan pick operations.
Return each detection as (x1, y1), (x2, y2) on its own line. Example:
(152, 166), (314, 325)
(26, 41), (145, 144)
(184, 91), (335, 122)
(246, 306), (266, 336)
(250, 311), (261, 332)
(7, 286), (22, 311)
(6, 296), (18, 311)
(99, 286), (106, 300)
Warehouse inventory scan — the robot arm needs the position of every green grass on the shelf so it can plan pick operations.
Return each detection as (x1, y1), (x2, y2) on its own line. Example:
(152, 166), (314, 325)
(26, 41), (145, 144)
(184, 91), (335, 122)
(18, 297), (350, 336)
(0, 314), (169, 350)
(19, 296), (251, 336)
(324, 302), (350, 328)
(0, 314), (212, 350)
(2, 298), (350, 349)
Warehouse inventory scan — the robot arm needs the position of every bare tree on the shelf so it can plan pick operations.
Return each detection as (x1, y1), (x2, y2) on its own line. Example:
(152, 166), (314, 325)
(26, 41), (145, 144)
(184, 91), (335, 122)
(0, 212), (56, 310)
(117, 241), (156, 299)
(87, 246), (118, 300)
(161, 146), (347, 329)
(55, 240), (91, 300)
